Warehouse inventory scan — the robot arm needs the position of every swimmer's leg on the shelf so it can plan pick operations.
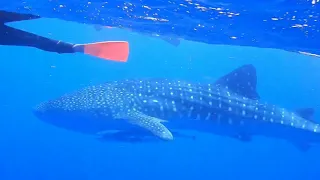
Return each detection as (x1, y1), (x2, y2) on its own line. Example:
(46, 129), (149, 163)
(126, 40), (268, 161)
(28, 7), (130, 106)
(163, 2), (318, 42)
(0, 23), (129, 62)
(0, 25), (76, 53)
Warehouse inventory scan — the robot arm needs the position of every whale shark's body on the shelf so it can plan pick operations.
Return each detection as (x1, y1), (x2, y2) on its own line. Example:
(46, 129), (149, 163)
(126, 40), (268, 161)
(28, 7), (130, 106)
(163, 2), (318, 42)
(33, 64), (320, 150)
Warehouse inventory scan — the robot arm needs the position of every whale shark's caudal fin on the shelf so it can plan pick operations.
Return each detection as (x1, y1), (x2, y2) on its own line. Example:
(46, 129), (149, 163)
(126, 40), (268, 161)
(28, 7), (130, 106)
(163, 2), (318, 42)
(214, 64), (260, 100)
(115, 111), (174, 141)
(0, 10), (40, 23)
(295, 108), (315, 122)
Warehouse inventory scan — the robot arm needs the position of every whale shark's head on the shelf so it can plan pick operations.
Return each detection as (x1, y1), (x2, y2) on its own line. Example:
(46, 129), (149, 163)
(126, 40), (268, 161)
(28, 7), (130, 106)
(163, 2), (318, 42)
(33, 100), (59, 121)
(32, 82), (140, 135)
(33, 84), (111, 120)
(32, 88), (118, 134)
(32, 99), (85, 132)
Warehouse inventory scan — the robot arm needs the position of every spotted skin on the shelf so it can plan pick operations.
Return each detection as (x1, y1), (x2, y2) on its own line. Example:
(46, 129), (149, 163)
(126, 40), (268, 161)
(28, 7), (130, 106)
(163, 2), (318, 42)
(34, 83), (173, 141)
(108, 65), (320, 150)
(114, 79), (320, 136)
(33, 64), (320, 150)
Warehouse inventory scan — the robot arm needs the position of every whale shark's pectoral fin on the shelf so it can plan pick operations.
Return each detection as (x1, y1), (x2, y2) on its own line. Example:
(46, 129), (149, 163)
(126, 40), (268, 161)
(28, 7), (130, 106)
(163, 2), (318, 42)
(115, 111), (174, 141)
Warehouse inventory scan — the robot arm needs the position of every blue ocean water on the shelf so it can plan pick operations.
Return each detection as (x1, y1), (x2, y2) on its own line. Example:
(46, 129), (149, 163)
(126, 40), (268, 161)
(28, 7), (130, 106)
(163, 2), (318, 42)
(0, 16), (320, 180)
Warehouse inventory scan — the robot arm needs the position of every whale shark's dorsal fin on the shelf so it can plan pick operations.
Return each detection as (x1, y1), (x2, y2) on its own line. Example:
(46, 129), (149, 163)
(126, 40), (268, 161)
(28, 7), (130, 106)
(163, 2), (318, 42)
(214, 64), (260, 100)
(295, 108), (315, 122)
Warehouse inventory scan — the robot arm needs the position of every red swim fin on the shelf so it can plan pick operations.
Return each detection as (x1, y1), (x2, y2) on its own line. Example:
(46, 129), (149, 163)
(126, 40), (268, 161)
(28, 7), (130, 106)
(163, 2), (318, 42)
(83, 41), (129, 62)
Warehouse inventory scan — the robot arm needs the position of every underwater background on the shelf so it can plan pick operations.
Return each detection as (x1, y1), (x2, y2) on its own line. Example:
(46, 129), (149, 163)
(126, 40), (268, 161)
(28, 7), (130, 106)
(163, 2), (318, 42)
(1, 17), (320, 180)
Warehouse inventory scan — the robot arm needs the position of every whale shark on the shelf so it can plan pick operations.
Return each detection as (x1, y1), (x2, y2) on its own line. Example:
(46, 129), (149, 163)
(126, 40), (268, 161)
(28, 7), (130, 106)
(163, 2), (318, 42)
(33, 64), (320, 150)
(33, 83), (174, 141)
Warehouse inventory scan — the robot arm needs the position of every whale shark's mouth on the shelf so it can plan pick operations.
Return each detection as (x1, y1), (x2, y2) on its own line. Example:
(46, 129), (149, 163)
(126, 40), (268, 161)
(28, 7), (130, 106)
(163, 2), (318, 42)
(32, 101), (55, 121)
(32, 106), (45, 120)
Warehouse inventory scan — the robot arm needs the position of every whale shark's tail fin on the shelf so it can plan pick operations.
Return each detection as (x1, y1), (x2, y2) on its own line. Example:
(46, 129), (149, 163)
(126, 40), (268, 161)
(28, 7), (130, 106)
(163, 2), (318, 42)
(0, 10), (40, 24)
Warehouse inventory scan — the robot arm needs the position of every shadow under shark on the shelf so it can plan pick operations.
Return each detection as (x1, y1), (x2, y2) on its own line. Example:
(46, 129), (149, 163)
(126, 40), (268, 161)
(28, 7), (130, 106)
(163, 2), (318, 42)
(33, 64), (319, 151)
